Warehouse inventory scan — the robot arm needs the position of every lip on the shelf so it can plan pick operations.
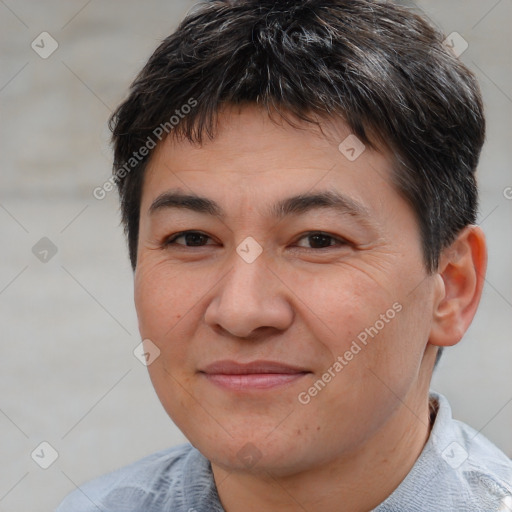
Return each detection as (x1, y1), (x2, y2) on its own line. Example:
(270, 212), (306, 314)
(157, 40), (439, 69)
(199, 360), (311, 390)
(201, 359), (309, 374)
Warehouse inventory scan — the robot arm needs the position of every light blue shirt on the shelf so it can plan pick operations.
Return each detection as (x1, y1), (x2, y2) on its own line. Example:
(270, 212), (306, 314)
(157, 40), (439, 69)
(56, 392), (512, 511)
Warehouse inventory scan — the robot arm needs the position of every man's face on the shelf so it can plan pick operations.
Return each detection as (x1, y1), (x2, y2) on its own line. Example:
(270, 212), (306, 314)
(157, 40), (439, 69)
(134, 105), (437, 475)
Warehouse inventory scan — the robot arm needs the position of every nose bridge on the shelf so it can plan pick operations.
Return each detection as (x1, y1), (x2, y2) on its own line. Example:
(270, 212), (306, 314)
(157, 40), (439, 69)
(222, 231), (274, 297)
(204, 244), (293, 338)
(227, 243), (269, 298)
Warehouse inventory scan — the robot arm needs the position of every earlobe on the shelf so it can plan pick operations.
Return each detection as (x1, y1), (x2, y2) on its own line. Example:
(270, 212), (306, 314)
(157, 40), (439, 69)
(429, 225), (487, 347)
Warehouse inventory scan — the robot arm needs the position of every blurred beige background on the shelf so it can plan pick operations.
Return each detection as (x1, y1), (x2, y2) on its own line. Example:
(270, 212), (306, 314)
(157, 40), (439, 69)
(0, 1), (511, 510)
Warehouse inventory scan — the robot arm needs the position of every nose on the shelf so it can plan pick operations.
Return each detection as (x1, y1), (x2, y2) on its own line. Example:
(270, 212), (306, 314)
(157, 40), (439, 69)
(203, 249), (294, 339)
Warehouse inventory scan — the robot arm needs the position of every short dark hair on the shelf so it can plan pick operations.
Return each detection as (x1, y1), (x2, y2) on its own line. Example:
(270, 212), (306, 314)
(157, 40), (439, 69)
(109, 0), (485, 279)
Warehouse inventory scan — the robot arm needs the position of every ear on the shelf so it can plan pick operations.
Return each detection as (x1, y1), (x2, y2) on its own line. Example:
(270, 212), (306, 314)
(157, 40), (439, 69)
(429, 225), (487, 347)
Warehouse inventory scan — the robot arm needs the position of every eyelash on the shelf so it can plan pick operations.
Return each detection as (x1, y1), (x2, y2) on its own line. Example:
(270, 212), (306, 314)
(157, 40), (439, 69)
(162, 231), (349, 250)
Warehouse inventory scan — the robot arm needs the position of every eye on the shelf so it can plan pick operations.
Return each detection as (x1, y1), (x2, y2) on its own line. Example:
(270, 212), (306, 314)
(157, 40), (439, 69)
(162, 230), (349, 250)
(294, 232), (349, 249)
(163, 231), (215, 247)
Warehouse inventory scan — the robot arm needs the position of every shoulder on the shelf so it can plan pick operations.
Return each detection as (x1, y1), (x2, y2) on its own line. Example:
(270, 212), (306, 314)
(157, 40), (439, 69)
(55, 443), (205, 512)
(449, 412), (512, 508)
(427, 393), (512, 510)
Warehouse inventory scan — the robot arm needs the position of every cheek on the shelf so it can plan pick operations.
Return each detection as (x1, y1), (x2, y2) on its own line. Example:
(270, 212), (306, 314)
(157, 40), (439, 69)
(298, 267), (394, 348)
(134, 262), (200, 421)
(134, 260), (189, 341)
(301, 265), (422, 393)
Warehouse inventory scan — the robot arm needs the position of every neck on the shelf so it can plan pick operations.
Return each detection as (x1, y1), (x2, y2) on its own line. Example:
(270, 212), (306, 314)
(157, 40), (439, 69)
(211, 387), (433, 512)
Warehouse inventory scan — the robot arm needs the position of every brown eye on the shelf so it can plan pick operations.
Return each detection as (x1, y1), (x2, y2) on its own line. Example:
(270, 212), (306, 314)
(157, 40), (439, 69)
(295, 232), (348, 249)
(164, 231), (213, 247)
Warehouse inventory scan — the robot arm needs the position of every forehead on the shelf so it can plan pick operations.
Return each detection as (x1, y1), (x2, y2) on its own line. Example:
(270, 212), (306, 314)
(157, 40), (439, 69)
(140, 105), (397, 219)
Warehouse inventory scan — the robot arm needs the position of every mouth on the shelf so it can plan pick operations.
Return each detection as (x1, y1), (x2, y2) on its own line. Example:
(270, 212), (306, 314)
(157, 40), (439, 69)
(199, 360), (311, 391)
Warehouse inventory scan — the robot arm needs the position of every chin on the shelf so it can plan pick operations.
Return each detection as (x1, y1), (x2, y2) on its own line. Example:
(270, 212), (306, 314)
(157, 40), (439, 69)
(185, 423), (319, 477)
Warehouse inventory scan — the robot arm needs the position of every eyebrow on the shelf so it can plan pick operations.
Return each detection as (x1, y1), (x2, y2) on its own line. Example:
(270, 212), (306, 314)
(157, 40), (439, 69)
(148, 188), (371, 222)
